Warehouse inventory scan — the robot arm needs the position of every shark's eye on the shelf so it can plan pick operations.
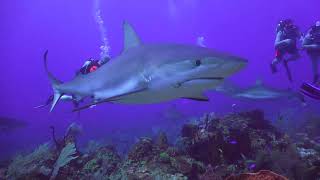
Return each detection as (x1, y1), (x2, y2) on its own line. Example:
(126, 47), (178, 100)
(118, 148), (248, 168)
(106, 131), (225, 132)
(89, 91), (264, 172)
(195, 59), (201, 66)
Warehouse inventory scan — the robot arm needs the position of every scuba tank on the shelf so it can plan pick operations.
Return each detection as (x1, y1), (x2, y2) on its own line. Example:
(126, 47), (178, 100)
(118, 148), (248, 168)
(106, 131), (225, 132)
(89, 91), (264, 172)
(310, 25), (320, 44)
(277, 19), (300, 40)
(79, 59), (101, 75)
(283, 24), (300, 40)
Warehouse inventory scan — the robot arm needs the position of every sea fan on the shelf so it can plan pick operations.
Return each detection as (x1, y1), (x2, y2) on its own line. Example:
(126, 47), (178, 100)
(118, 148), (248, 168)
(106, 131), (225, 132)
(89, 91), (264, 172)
(50, 143), (78, 180)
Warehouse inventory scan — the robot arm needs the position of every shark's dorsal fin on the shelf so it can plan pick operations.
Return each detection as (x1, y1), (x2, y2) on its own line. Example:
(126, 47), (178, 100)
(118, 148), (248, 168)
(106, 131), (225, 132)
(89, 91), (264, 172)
(123, 21), (141, 52)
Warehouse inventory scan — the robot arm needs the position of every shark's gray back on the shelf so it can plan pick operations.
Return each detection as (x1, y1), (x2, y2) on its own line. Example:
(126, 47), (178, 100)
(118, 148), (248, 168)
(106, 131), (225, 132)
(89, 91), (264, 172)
(61, 43), (231, 96)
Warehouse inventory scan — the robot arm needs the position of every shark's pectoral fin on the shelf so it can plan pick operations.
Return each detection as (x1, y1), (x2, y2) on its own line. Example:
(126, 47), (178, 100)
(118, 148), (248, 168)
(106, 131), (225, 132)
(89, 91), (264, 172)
(72, 87), (148, 112)
(183, 94), (209, 101)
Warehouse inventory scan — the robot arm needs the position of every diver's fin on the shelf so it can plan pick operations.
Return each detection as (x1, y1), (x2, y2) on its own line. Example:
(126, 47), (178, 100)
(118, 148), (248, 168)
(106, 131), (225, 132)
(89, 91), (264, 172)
(183, 93), (209, 101)
(72, 87), (148, 112)
(123, 21), (141, 52)
(43, 50), (63, 112)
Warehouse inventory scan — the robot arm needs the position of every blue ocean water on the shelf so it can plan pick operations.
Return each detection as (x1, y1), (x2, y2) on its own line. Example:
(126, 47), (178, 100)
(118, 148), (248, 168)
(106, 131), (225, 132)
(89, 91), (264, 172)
(0, 0), (319, 178)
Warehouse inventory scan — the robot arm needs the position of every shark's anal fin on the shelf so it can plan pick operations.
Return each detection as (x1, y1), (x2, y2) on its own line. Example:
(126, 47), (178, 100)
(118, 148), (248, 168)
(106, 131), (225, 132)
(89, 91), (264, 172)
(72, 87), (148, 112)
(123, 21), (141, 52)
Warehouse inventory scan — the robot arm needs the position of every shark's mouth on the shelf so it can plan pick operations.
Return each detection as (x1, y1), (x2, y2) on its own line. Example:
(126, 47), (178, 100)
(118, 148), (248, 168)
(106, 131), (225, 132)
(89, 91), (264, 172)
(173, 77), (224, 88)
(179, 77), (224, 84)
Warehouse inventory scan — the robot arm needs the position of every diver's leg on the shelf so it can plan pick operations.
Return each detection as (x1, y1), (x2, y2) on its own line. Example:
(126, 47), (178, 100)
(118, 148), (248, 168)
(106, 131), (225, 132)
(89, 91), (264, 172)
(282, 50), (300, 82)
(271, 57), (281, 73)
(286, 51), (301, 62)
(283, 60), (293, 82)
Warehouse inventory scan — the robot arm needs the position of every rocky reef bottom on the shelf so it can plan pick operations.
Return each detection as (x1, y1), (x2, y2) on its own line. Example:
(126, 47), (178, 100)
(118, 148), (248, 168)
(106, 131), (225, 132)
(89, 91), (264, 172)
(1, 110), (320, 180)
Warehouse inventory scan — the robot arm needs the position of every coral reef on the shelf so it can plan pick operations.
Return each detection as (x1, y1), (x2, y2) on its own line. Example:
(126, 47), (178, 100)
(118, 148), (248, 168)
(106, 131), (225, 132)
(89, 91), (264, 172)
(226, 170), (288, 180)
(4, 110), (320, 179)
(6, 143), (55, 179)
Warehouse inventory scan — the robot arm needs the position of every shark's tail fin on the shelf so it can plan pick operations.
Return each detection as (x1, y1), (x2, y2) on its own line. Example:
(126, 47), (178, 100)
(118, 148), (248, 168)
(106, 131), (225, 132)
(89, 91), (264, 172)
(43, 50), (63, 112)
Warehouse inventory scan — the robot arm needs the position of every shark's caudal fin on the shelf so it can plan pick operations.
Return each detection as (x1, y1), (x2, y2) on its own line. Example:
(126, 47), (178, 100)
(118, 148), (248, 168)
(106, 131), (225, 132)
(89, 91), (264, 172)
(43, 50), (63, 112)
(123, 21), (141, 52)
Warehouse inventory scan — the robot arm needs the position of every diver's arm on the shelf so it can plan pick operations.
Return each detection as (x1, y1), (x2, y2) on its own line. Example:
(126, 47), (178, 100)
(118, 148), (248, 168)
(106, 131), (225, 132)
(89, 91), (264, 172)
(274, 31), (293, 49)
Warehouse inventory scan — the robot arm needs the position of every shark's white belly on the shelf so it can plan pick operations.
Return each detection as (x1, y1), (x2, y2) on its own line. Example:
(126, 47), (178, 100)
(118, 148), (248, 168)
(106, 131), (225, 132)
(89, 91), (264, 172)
(111, 79), (223, 104)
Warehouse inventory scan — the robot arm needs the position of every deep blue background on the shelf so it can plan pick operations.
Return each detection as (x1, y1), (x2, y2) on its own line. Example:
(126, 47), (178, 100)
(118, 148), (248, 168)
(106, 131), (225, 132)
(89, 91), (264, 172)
(0, 0), (319, 159)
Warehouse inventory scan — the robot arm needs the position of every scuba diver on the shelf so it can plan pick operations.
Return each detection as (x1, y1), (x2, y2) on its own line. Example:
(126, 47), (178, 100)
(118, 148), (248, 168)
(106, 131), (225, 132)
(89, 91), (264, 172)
(300, 21), (320, 100)
(302, 21), (320, 84)
(270, 19), (302, 82)
(77, 56), (110, 75)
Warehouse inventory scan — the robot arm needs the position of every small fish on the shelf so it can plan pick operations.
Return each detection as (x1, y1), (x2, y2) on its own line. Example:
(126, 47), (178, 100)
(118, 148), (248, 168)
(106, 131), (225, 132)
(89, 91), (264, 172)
(229, 140), (238, 145)
(248, 163), (256, 170)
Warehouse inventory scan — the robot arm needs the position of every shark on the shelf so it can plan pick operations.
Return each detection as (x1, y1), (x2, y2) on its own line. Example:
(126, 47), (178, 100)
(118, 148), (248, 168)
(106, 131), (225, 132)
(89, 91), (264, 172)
(215, 80), (305, 102)
(44, 22), (247, 112)
(0, 116), (28, 133)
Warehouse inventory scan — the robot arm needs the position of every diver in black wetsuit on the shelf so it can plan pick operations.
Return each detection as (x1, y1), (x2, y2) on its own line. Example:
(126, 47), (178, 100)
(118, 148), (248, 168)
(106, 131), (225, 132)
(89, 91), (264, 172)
(302, 21), (320, 84)
(271, 19), (302, 82)
(77, 56), (110, 75)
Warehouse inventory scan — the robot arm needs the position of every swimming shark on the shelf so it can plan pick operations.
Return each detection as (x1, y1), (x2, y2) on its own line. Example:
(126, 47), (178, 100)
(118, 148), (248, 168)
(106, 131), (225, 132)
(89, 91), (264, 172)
(0, 116), (28, 133)
(44, 22), (247, 112)
(215, 80), (305, 102)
